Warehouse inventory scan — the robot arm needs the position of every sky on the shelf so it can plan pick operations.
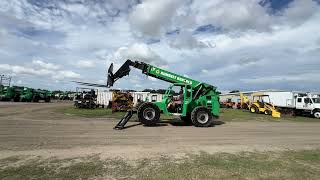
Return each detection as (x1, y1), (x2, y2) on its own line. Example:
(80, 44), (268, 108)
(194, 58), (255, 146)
(0, 0), (319, 92)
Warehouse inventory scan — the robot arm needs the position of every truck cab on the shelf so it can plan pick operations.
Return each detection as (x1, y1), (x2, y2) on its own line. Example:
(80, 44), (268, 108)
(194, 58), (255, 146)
(295, 94), (320, 118)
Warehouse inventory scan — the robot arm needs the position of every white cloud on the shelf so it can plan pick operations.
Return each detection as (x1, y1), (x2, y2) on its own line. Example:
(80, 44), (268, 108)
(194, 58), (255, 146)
(0, 63), (80, 80)
(52, 70), (81, 80)
(129, 0), (184, 37)
(281, 0), (319, 26)
(169, 30), (210, 49)
(74, 60), (96, 68)
(110, 43), (167, 65)
(198, 0), (272, 32)
(241, 72), (320, 84)
(0, 0), (320, 91)
(32, 59), (60, 70)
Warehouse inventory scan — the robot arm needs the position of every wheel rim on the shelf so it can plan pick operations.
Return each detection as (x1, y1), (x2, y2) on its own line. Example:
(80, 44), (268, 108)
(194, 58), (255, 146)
(315, 112), (320, 119)
(265, 111), (268, 115)
(251, 107), (255, 113)
(143, 108), (155, 121)
(197, 111), (209, 124)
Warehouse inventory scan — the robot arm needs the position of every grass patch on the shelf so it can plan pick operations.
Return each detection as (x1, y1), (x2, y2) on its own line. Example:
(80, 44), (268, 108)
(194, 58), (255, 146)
(1, 150), (320, 180)
(220, 108), (319, 122)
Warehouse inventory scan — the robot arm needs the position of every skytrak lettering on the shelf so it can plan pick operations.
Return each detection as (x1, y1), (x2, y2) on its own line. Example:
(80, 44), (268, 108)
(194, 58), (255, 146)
(159, 71), (192, 85)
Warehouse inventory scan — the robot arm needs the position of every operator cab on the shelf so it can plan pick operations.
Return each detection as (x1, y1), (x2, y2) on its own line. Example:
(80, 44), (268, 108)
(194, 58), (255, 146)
(252, 94), (271, 106)
(165, 83), (192, 114)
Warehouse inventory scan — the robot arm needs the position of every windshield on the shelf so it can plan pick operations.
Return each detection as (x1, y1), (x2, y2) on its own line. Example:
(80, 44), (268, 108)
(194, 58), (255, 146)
(312, 98), (320, 103)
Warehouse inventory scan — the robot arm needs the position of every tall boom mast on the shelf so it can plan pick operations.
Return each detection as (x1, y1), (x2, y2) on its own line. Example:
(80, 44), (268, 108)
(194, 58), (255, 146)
(107, 59), (216, 90)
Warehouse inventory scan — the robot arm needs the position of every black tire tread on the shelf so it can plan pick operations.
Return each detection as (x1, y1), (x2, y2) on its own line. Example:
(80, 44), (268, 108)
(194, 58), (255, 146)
(191, 106), (213, 127)
(137, 102), (160, 126)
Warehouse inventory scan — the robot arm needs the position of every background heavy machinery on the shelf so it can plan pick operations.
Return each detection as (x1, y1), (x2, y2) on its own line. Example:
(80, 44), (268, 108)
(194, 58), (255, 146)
(0, 86), (23, 101)
(108, 59), (220, 129)
(111, 90), (134, 112)
(74, 88), (97, 109)
(237, 92), (250, 109)
(220, 98), (235, 108)
(0, 85), (3, 96)
(249, 93), (281, 118)
(20, 88), (51, 102)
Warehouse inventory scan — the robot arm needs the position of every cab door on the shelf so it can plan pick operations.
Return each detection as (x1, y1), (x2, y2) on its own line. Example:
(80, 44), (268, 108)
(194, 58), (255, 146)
(182, 85), (192, 116)
(296, 97), (313, 110)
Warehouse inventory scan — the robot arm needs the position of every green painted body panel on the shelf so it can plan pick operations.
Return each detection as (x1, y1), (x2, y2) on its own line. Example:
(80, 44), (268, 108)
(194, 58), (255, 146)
(145, 65), (219, 117)
(20, 88), (52, 101)
(146, 65), (216, 90)
(153, 83), (220, 118)
(20, 87), (34, 101)
(0, 86), (23, 101)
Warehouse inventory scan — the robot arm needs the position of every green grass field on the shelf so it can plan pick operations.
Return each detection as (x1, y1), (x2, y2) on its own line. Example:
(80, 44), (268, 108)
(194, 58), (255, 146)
(1, 150), (319, 180)
(57, 106), (318, 122)
(220, 108), (319, 122)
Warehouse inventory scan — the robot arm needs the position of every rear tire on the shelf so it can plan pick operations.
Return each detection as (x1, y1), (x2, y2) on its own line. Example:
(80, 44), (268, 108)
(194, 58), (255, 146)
(13, 95), (20, 102)
(191, 106), (213, 127)
(138, 102), (160, 126)
(32, 96), (39, 102)
(250, 106), (258, 113)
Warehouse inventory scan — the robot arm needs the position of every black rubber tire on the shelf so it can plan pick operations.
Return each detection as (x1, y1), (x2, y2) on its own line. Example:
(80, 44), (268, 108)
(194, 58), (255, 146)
(32, 96), (39, 102)
(264, 110), (271, 115)
(313, 111), (320, 119)
(191, 106), (213, 127)
(250, 106), (258, 114)
(138, 102), (160, 126)
(13, 95), (20, 102)
(45, 97), (50, 103)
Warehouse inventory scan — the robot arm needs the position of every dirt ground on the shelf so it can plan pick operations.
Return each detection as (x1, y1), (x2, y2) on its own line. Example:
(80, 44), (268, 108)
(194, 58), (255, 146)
(1, 102), (320, 160)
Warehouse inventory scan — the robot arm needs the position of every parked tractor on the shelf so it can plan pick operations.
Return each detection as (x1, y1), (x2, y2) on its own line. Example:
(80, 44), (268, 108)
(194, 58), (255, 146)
(107, 59), (220, 129)
(249, 93), (281, 118)
(236, 93), (250, 109)
(0, 86), (23, 101)
(220, 98), (235, 108)
(20, 88), (51, 102)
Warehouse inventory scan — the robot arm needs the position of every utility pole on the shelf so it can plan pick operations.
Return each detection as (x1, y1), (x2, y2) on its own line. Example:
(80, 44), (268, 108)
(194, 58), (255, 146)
(0, 75), (12, 86)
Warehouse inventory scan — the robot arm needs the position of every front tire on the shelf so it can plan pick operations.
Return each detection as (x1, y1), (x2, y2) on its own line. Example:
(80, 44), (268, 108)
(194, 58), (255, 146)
(191, 106), (213, 127)
(264, 110), (271, 115)
(138, 102), (160, 126)
(314, 111), (320, 119)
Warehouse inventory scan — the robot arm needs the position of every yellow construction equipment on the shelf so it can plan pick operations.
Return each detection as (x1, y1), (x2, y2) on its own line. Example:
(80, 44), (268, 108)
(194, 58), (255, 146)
(111, 91), (134, 112)
(238, 92), (250, 109)
(249, 93), (281, 118)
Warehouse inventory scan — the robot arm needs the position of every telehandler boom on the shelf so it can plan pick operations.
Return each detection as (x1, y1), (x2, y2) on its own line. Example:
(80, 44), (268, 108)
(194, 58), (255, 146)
(108, 60), (220, 130)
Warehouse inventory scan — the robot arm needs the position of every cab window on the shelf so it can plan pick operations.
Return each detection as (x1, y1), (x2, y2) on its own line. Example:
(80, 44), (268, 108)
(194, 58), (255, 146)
(304, 98), (311, 103)
(297, 98), (302, 103)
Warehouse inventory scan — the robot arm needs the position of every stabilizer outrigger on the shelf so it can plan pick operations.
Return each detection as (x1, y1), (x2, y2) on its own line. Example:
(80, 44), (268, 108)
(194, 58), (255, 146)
(113, 109), (136, 130)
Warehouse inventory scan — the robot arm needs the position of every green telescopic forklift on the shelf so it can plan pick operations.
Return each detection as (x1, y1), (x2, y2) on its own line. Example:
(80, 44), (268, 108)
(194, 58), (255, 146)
(0, 86), (23, 101)
(108, 59), (220, 130)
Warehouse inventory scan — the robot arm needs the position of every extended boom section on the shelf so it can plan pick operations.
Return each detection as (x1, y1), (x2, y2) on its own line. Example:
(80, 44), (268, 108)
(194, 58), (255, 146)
(108, 59), (220, 130)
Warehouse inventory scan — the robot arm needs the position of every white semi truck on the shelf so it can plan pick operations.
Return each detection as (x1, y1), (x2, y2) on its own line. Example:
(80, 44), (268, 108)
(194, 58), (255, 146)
(263, 91), (320, 119)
